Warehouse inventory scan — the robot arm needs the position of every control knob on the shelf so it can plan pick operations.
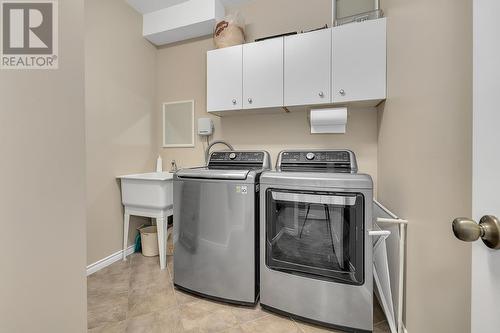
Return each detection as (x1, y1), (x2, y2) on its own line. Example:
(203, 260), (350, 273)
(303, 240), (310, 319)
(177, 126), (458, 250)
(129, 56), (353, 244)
(229, 152), (237, 160)
(306, 152), (315, 160)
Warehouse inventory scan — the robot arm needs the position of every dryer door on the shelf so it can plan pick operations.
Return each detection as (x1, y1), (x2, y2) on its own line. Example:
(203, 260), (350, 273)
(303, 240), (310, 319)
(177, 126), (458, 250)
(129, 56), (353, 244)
(265, 189), (365, 285)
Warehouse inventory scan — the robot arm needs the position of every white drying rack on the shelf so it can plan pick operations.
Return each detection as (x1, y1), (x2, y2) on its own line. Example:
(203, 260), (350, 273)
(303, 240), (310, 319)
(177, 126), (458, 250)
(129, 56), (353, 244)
(372, 200), (408, 333)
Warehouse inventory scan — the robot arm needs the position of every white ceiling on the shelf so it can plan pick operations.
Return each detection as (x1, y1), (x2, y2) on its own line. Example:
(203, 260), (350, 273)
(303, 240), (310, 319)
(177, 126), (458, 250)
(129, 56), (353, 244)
(125, 0), (252, 14)
(125, 0), (187, 14)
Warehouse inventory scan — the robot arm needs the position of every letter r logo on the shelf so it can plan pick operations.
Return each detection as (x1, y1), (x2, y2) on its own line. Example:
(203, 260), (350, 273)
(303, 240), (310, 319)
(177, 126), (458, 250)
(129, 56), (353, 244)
(2, 2), (53, 54)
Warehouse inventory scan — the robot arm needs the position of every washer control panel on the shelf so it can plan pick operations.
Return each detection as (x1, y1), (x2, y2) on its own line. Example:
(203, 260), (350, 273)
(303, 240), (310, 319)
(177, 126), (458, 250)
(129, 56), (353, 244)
(210, 151), (265, 162)
(208, 151), (271, 169)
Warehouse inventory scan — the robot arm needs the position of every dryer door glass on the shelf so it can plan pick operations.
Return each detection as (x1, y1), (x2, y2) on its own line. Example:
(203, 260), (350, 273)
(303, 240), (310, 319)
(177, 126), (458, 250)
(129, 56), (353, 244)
(266, 189), (364, 285)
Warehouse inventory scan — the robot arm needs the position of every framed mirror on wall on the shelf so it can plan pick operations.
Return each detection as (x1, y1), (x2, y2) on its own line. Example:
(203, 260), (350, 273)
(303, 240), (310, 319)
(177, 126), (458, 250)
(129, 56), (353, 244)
(334, 0), (382, 26)
(162, 100), (195, 148)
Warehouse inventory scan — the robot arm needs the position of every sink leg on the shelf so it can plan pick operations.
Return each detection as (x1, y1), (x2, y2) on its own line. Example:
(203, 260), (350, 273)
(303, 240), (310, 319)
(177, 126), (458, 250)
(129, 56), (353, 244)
(157, 216), (167, 270)
(123, 212), (130, 261)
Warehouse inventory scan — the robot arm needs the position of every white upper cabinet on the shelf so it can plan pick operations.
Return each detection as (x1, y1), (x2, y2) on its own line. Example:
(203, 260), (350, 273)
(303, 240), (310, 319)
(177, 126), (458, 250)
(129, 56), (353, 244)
(207, 44), (242, 112)
(332, 18), (387, 103)
(206, 18), (387, 114)
(284, 28), (332, 106)
(242, 37), (284, 109)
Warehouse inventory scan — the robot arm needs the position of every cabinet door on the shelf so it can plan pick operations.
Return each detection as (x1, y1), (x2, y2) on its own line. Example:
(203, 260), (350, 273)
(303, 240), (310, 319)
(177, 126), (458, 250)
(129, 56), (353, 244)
(332, 18), (386, 103)
(284, 29), (331, 106)
(207, 45), (242, 112)
(243, 37), (284, 109)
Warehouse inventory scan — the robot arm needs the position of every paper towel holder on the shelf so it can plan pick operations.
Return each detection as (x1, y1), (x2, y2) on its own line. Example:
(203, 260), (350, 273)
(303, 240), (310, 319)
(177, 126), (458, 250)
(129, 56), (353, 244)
(309, 107), (348, 134)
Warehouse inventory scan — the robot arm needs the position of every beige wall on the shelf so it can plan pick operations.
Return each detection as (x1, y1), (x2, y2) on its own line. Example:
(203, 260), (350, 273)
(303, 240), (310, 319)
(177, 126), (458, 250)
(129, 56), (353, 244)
(0, 0), (87, 332)
(157, 0), (378, 187)
(378, 0), (472, 332)
(85, 0), (158, 264)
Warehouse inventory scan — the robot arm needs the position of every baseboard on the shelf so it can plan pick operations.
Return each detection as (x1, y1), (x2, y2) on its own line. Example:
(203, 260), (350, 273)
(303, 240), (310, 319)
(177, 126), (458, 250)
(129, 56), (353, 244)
(86, 245), (135, 276)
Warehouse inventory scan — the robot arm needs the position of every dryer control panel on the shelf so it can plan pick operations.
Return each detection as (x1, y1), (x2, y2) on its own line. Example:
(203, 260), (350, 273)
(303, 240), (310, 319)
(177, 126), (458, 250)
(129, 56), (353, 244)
(277, 150), (357, 173)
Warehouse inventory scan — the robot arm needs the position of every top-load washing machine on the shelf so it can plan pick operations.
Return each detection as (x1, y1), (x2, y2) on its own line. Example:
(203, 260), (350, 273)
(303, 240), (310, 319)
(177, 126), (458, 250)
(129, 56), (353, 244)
(173, 150), (271, 305)
(259, 150), (374, 332)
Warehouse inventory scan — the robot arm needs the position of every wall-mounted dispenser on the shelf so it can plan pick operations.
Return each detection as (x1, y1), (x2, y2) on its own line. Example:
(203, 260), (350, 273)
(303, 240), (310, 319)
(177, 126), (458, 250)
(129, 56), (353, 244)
(198, 118), (214, 136)
(310, 107), (347, 134)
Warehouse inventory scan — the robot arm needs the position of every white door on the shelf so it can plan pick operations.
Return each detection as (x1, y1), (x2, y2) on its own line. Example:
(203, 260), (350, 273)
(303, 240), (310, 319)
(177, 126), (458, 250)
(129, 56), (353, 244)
(472, 0), (500, 331)
(452, 1), (500, 332)
(243, 37), (284, 109)
(207, 45), (242, 112)
(284, 28), (331, 106)
(332, 18), (386, 103)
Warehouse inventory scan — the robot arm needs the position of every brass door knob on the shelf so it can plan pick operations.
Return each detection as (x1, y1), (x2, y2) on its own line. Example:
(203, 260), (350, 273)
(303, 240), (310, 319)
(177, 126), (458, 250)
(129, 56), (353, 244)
(452, 215), (500, 249)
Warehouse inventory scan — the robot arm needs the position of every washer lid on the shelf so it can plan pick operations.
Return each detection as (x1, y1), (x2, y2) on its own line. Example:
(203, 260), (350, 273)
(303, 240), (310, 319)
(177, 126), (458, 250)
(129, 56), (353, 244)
(176, 150), (271, 180)
(176, 167), (250, 180)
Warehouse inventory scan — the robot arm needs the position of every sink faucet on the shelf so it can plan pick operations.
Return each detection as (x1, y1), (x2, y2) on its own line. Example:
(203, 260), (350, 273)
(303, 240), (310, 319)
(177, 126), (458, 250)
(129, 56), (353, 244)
(170, 160), (178, 172)
(205, 140), (234, 165)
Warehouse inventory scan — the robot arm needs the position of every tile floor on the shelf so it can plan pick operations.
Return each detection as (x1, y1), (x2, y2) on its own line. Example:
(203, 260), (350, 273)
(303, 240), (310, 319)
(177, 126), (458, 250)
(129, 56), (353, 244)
(88, 251), (391, 333)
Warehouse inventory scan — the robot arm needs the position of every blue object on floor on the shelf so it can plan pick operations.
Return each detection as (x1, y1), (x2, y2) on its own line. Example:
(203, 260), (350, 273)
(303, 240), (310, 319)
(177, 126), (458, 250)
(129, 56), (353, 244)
(134, 233), (141, 253)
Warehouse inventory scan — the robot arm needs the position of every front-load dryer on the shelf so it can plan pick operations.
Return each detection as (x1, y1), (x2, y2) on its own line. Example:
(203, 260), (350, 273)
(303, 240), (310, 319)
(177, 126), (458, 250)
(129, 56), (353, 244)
(259, 150), (373, 332)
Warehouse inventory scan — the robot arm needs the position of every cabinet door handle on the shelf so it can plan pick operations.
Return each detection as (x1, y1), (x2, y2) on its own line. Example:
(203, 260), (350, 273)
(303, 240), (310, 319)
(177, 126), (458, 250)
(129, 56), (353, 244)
(248, 98), (253, 104)
(232, 99), (237, 105)
(318, 91), (324, 98)
(339, 89), (346, 96)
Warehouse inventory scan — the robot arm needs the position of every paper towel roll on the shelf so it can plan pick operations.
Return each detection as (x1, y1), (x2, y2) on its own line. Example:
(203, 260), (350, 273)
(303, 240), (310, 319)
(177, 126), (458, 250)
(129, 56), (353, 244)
(310, 107), (347, 134)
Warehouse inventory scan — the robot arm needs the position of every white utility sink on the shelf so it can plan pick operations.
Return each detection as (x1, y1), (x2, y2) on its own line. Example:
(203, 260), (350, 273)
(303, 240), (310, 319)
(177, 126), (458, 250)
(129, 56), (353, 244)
(117, 171), (174, 270)
(118, 172), (174, 210)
